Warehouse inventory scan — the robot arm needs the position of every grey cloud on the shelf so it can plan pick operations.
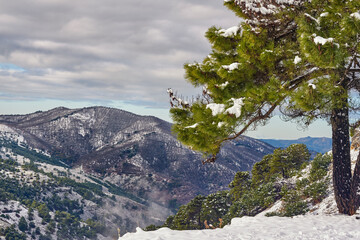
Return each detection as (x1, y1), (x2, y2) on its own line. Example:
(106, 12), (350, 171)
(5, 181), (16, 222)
(0, 0), (239, 108)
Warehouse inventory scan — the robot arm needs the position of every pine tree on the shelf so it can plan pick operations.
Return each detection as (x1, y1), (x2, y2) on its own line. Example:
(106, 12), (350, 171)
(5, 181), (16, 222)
(18, 216), (28, 232)
(252, 154), (272, 185)
(171, 195), (205, 230)
(229, 171), (251, 200)
(169, 0), (360, 214)
(270, 144), (310, 178)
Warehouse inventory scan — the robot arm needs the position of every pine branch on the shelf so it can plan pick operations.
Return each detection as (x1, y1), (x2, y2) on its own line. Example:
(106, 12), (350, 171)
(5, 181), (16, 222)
(202, 67), (320, 164)
(167, 88), (191, 109)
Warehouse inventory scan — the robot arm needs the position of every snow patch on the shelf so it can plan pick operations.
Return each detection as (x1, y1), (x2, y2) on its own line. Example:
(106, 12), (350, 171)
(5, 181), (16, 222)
(206, 103), (226, 116)
(320, 12), (329, 18)
(71, 112), (92, 122)
(308, 83), (316, 89)
(218, 81), (229, 89)
(294, 56), (302, 65)
(304, 13), (319, 24)
(312, 35), (336, 46)
(222, 63), (240, 72)
(217, 122), (226, 128)
(0, 124), (26, 145)
(351, 12), (360, 20)
(225, 98), (245, 118)
(217, 26), (240, 37)
(185, 123), (199, 129)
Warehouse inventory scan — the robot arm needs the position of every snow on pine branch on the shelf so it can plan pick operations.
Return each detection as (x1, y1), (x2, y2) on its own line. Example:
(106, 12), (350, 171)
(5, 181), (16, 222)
(304, 13), (320, 25)
(234, 0), (303, 16)
(217, 26), (241, 38)
(308, 83), (316, 89)
(167, 88), (190, 109)
(222, 63), (241, 72)
(184, 123), (199, 129)
(225, 98), (245, 118)
(216, 81), (229, 89)
(232, 0), (304, 33)
(351, 12), (360, 20)
(206, 98), (245, 118)
(206, 103), (226, 116)
(312, 35), (336, 46)
(294, 56), (302, 65)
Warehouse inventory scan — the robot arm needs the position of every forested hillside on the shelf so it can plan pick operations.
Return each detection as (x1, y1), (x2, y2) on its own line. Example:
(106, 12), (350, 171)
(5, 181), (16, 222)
(0, 136), (170, 239)
(0, 107), (274, 205)
(145, 144), (335, 231)
(0, 107), (275, 239)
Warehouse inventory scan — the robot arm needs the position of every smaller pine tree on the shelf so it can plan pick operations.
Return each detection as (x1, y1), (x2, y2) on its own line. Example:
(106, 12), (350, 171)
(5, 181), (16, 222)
(18, 216), (28, 232)
(229, 172), (251, 200)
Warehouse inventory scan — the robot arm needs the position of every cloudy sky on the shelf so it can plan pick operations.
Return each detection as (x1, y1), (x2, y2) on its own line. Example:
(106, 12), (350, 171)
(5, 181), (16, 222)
(0, 0), (331, 139)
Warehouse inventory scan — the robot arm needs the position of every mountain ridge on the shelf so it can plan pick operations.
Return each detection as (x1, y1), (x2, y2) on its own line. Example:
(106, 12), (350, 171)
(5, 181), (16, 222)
(260, 136), (332, 153)
(0, 106), (275, 205)
(0, 106), (277, 238)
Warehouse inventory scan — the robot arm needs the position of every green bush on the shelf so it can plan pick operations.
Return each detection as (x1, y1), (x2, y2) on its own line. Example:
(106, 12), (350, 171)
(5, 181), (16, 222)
(296, 178), (310, 190)
(18, 217), (28, 232)
(144, 225), (160, 231)
(229, 172), (251, 201)
(281, 189), (308, 217)
(161, 215), (174, 228)
(253, 144), (310, 183)
(170, 195), (205, 230)
(29, 221), (36, 229)
(200, 191), (231, 227)
(252, 155), (272, 185)
(3, 225), (27, 240)
(309, 154), (332, 182)
(270, 144), (310, 179)
(283, 200), (308, 217)
(223, 200), (248, 223)
(265, 211), (279, 217)
(37, 204), (51, 223)
(224, 182), (278, 223)
(304, 181), (329, 203)
(251, 182), (278, 209)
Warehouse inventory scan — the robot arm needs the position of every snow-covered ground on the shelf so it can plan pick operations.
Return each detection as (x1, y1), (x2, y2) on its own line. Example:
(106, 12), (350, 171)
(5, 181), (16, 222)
(120, 214), (360, 240)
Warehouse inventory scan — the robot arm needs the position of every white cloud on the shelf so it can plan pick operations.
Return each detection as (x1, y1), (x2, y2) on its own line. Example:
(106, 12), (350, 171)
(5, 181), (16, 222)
(0, 0), (239, 108)
(60, 17), (99, 38)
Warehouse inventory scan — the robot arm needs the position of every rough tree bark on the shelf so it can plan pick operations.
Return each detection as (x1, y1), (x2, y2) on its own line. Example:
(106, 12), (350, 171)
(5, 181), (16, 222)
(331, 97), (352, 214)
(331, 76), (360, 215)
(350, 152), (360, 214)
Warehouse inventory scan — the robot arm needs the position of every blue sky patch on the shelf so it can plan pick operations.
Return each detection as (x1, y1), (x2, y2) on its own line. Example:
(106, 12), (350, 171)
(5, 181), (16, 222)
(0, 63), (25, 72)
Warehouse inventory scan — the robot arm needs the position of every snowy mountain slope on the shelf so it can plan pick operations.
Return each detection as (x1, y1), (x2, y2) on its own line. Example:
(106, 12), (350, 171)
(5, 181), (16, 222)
(0, 138), (172, 239)
(0, 107), (275, 205)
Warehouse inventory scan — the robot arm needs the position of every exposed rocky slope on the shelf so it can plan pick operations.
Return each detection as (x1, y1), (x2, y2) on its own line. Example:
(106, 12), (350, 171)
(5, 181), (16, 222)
(0, 107), (275, 205)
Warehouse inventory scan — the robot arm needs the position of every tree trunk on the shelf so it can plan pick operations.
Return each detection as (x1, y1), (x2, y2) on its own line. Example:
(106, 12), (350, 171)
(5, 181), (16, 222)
(331, 97), (352, 214)
(350, 152), (360, 214)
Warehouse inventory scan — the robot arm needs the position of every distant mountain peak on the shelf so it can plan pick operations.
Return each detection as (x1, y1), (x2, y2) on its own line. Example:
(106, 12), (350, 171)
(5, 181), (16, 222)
(260, 136), (332, 153)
